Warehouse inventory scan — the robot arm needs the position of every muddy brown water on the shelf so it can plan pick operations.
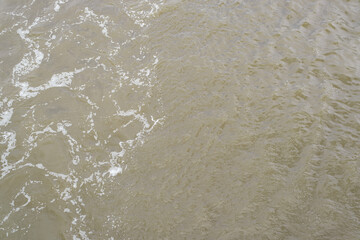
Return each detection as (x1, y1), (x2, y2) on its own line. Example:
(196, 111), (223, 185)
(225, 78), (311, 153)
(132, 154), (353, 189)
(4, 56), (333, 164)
(0, 0), (360, 239)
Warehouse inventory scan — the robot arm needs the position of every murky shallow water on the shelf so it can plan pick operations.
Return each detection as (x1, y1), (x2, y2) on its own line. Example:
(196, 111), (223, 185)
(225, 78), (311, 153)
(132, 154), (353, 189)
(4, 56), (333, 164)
(1, 0), (360, 239)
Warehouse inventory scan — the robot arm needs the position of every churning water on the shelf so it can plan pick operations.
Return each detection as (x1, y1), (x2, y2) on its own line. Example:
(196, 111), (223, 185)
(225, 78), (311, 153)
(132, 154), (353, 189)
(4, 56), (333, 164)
(0, 0), (360, 239)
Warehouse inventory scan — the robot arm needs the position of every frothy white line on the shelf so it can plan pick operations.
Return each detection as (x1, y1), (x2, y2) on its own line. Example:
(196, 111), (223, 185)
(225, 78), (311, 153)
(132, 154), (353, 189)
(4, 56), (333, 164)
(15, 68), (85, 99)
(0, 131), (16, 168)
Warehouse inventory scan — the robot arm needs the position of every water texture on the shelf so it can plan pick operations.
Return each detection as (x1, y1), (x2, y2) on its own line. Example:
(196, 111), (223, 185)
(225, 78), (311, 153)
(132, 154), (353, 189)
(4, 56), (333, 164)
(0, 0), (359, 239)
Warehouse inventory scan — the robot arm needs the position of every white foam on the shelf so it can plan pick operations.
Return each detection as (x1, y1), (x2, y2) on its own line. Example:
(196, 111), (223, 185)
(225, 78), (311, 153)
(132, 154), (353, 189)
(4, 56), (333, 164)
(13, 15), (79, 99)
(80, 7), (111, 38)
(12, 49), (44, 79)
(16, 28), (29, 41)
(27, 125), (56, 144)
(1, 185), (31, 225)
(108, 166), (122, 177)
(131, 78), (144, 86)
(0, 108), (13, 127)
(60, 188), (72, 201)
(14, 187), (31, 209)
(47, 68), (84, 89)
(153, 55), (159, 65)
(79, 230), (90, 240)
(16, 68), (84, 99)
(116, 109), (150, 129)
(35, 163), (45, 169)
(48, 72), (74, 88)
(54, 3), (60, 12)
(55, 121), (81, 166)
(54, 0), (69, 12)
(0, 131), (16, 168)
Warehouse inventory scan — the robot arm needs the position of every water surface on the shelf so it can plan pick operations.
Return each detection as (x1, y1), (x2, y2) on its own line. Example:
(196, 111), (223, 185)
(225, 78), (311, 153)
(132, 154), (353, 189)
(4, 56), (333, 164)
(0, 0), (360, 239)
